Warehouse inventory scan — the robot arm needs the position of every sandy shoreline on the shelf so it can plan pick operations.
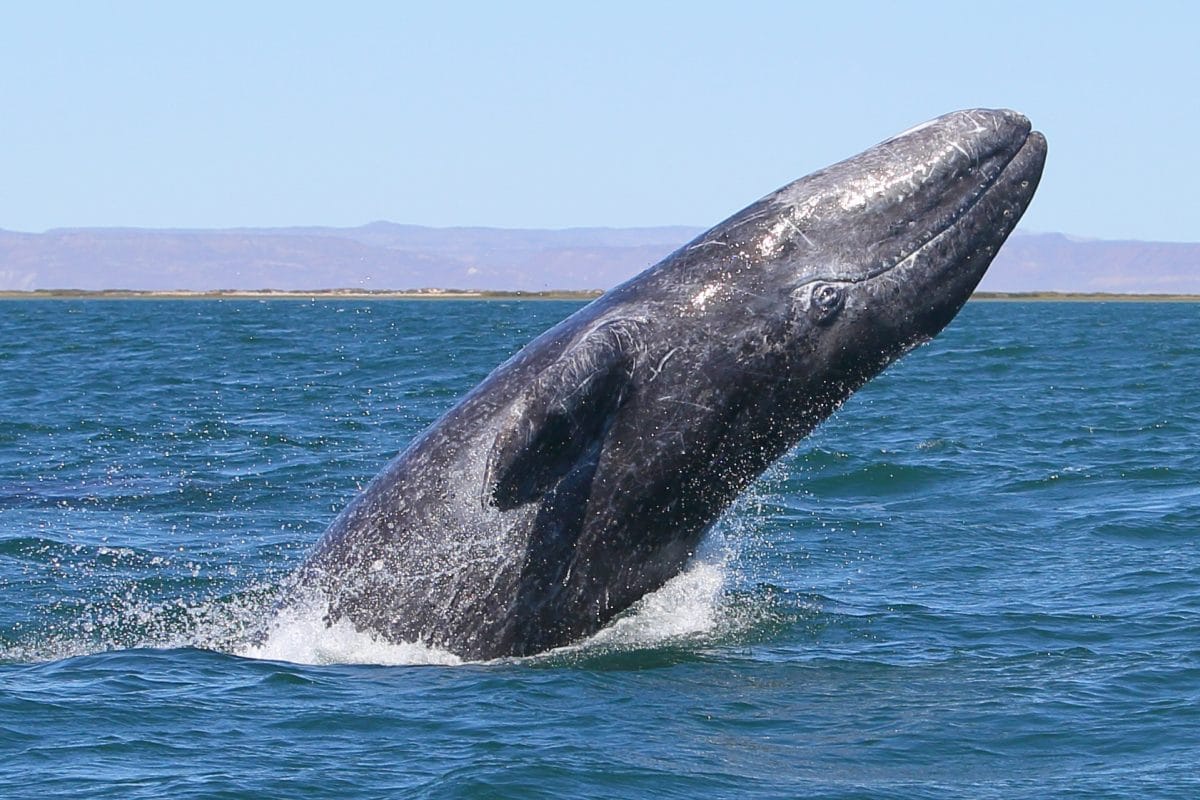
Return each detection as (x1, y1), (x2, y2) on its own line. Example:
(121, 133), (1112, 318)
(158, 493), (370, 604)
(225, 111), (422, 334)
(0, 289), (604, 301)
(1, 289), (1198, 302)
(971, 291), (1200, 302)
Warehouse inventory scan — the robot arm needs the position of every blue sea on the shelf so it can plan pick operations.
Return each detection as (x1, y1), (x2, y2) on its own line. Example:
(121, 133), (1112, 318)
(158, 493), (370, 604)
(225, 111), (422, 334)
(1, 298), (1198, 798)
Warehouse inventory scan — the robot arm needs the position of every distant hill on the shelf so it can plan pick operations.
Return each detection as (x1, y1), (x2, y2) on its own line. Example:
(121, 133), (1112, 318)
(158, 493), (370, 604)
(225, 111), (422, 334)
(0, 224), (1196, 294)
(974, 233), (1200, 294)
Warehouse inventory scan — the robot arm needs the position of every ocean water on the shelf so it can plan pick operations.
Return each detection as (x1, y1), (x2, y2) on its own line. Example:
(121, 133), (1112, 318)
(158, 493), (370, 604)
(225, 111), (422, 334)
(1, 298), (1198, 798)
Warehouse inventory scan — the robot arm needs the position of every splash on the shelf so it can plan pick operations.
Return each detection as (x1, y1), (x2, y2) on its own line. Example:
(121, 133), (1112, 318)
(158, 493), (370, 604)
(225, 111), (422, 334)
(238, 533), (737, 666)
(2, 510), (774, 667)
(557, 533), (734, 655)
(238, 589), (463, 666)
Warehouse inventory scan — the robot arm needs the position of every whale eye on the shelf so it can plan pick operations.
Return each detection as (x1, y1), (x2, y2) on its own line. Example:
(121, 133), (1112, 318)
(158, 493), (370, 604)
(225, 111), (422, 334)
(810, 282), (844, 324)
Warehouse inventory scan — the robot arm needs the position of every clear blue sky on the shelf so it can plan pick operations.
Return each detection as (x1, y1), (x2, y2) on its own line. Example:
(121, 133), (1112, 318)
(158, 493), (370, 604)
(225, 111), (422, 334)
(2, 1), (1195, 242)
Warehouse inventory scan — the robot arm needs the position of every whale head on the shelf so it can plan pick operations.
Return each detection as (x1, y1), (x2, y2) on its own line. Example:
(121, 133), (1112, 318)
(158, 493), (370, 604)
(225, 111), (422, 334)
(635, 108), (1047, 428)
(775, 108), (1047, 369)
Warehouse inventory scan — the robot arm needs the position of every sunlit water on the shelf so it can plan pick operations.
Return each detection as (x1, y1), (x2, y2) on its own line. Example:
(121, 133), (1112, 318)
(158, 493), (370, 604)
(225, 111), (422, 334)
(2, 299), (1198, 798)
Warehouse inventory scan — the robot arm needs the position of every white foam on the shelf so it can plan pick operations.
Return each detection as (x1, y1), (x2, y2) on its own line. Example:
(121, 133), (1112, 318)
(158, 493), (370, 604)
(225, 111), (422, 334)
(237, 593), (462, 666)
(584, 552), (728, 649)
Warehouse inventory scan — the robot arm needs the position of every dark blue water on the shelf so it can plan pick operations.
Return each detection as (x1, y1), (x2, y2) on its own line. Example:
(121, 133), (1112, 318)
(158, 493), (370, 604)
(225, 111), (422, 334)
(2, 299), (1198, 798)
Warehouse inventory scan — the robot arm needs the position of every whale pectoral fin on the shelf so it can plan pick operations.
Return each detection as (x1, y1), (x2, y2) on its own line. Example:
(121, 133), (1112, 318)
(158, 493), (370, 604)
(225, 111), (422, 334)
(486, 327), (633, 511)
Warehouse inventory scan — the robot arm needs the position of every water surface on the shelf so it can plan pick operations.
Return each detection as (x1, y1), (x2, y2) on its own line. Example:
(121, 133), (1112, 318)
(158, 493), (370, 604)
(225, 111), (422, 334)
(2, 299), (1198, 798)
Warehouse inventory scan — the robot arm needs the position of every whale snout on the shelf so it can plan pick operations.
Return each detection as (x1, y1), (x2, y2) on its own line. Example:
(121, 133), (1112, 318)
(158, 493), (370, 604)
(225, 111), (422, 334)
(910, 107), (1030, 152)
(886, 107), (1029, 148)
(859, 110), (1046, 341)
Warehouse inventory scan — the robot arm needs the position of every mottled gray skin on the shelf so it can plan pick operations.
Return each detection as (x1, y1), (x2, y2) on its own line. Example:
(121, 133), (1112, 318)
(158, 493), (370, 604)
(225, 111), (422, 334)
(300, 108), (1047, 660)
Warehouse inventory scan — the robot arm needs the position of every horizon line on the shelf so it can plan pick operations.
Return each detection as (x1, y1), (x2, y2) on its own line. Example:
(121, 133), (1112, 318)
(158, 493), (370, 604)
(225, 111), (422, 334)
(4, 289), (1200, 303)
(0, 224), (1197, 246)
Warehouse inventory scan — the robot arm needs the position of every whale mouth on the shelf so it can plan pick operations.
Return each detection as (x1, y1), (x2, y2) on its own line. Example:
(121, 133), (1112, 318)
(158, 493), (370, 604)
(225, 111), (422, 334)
(877, 125), (1046, 285)
(786, 111), (1047, 293)
(860, 121), (1047, 341)
(849, 122), (1046, 288)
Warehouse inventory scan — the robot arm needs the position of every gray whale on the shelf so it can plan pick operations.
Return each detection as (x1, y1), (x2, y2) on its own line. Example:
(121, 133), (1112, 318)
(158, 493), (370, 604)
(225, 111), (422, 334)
(297, 108), (1047, 659)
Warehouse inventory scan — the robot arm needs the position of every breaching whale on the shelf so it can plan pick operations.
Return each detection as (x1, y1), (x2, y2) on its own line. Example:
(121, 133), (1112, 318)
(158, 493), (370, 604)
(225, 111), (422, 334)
(295, 108), (1047, 660)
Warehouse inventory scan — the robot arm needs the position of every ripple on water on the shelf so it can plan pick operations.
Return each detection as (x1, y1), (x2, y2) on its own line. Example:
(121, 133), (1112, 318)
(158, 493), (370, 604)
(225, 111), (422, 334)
(3, 300), (1200, 798)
